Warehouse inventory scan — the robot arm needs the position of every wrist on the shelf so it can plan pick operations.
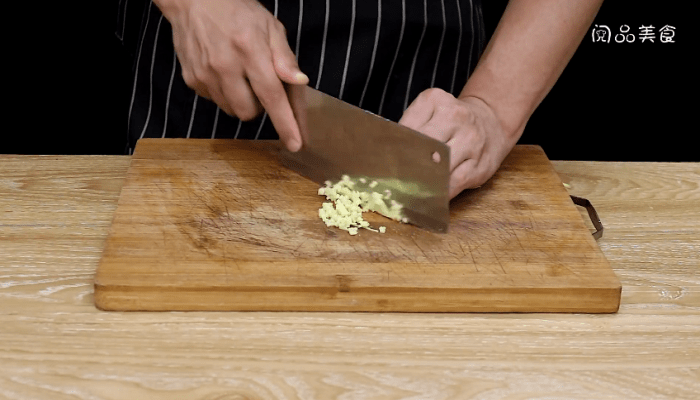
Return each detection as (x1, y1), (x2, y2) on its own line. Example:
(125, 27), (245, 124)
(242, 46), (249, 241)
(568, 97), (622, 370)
(457, 93), (525, 146)
(152, 0), (192, 20)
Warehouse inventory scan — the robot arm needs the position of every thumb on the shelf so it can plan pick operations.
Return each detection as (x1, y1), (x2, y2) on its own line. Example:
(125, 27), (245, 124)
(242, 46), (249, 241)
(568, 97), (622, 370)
(269, 28), (309, 85)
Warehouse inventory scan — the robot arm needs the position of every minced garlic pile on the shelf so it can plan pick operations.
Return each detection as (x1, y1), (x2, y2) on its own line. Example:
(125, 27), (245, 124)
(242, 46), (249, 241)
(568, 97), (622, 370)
(318, 175), (405, 235)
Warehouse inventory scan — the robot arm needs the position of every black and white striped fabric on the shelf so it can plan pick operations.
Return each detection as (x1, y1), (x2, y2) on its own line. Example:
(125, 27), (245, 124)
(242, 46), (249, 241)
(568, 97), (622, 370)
(116, 0), (486, 154)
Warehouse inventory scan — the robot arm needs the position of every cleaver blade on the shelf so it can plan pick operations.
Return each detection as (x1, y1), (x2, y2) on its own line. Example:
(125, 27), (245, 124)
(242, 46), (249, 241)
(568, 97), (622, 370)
(278, 85), (450, 233)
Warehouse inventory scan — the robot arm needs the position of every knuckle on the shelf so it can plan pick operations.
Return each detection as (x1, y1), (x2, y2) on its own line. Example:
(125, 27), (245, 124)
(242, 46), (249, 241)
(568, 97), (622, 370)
(235, 103), (260, 121)
(425, 87), (447, 100)
(448, 103), (474, 124)
(454, 168), (471, 187)
(208, 54), (232, 73)
(273, 19), (286, 35)
(231, 31), (257, 53)
(218, 102), (235, 117)
(236, 111), (255, 121)
(470, 171), (489, 189)
(416, 89), (433, 102)
(457, 165), (487, 189)
(181, 71), (196, 88)
(192, 68), (209, 84)
(446, 104), (466, 120)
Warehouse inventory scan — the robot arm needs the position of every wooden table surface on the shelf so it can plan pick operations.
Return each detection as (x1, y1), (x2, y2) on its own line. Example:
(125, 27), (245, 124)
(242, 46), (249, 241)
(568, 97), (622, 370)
(1, 154), (698, 399)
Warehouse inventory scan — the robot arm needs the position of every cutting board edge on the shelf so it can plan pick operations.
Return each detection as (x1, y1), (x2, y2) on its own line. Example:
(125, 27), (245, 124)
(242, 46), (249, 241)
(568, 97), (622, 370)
(94, 283), (621, 313)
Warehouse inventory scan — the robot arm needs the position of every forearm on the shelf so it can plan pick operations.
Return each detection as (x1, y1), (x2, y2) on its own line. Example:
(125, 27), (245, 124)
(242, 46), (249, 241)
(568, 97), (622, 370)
(460, 0), (604, 140)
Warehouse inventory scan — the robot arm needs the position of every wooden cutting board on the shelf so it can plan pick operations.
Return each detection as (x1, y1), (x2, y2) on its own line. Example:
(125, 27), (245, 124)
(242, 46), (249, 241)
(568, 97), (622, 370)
(94, 139), (620, 312)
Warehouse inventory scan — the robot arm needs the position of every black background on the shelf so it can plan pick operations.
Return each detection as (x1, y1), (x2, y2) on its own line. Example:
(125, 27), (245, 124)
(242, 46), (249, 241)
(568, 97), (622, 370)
(7, 1), (692, 161)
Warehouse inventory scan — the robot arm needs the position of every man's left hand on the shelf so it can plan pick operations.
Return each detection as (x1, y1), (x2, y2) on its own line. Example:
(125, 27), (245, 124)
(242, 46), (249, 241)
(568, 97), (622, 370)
(399, 88), (517, 199)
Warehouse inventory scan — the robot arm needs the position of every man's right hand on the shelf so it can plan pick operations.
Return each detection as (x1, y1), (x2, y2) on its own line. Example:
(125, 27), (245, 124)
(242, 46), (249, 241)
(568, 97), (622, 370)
(155, 0), (307, 151)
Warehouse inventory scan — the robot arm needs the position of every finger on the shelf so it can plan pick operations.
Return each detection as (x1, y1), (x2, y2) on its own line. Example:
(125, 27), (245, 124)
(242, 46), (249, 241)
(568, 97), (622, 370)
(209, 79), (257, 118)
(416, 120), (455, 143)
(218, 73), (263, 121)
(194, 85), (212, 101)
(268, 23), (308, 85)
(245, 49), (302, 151)
(446, 136), (479, 173)
(399, 93), (435, 131)
(206, 85), (233, 116)
(449, 158), (480, 199)
(181, 67), (212, 100)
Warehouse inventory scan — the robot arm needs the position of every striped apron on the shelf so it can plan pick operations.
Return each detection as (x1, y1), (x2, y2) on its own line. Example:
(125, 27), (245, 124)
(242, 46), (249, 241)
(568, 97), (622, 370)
(116, 0), (486, 154)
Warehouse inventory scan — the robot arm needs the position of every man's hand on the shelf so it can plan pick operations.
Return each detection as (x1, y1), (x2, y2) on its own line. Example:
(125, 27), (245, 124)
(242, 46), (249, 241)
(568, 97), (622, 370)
(401, 0), (604, 199)
(399, 88), (517, 199)
(155, 0), (308, 151)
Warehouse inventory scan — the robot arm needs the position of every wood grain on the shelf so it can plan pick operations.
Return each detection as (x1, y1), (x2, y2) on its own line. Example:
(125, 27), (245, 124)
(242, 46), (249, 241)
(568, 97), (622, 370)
(95, 140), (620, 312)
(1, 152), (698, 399)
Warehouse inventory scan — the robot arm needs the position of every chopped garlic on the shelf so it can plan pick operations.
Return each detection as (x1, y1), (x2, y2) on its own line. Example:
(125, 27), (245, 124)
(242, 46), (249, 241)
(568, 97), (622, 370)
(317, 176), (406, 235)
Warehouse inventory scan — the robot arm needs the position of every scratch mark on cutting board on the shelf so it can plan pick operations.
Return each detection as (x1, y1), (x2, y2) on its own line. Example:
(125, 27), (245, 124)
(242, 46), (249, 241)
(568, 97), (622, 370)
(410, 235), (431, 263)
(490, 244), (507, 276)
(459, 240), (481, 272)
(222, 242), (231, 284)
(458, 239), (476, 267)
(292, 238), (308, 257)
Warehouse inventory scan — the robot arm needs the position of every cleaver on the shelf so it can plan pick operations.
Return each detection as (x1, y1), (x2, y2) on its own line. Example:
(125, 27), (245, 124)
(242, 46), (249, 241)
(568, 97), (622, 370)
(278, 85), (450, 233)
